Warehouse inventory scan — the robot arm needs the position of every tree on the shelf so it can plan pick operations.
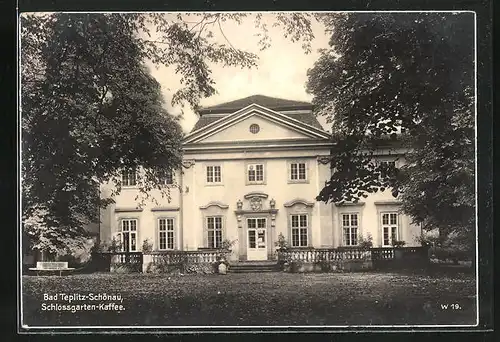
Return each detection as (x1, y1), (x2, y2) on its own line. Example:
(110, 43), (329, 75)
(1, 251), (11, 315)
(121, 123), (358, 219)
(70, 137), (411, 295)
(307, 13), (475, 246)
(21, 13), (315, 254)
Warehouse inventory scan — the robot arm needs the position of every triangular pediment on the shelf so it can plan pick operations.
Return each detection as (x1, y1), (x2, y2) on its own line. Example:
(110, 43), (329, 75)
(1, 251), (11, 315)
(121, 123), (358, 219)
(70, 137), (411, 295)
(184, 104), (330, 145)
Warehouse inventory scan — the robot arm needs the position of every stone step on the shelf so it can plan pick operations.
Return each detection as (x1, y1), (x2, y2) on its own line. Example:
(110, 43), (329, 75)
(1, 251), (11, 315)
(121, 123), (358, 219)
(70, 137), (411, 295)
(229, 268), (280, 273)
(228, 262), (281, 273)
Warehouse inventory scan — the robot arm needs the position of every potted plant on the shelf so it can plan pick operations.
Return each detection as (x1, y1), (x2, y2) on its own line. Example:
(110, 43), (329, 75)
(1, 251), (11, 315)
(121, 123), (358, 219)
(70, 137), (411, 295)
(274, 233), (289, 267)
(216, 239), (237, 273)
(142, 238), (153, 253)
(358, 233), (374, 250)
(392, 240), (406, 259)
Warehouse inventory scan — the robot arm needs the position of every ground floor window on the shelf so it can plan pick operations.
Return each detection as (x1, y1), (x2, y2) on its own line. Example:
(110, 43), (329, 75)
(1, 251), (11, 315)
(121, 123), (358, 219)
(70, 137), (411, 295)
(158, 218), (175, 250)
(342, 213), (359, 246)
(118, 219), (138, 252)
(206, 216), (223, 248)
(381, 213), (399, 246)
(291, 214), (308, 247)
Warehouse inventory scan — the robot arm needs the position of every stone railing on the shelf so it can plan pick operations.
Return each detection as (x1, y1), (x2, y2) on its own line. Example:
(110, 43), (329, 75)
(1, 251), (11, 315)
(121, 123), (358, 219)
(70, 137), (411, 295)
(147, 250), (220, 265)
(277, 247), (372, 263)
(111, 252), (143, 265)
(277, 246), (429, 272)
(143, 250), (221, 274)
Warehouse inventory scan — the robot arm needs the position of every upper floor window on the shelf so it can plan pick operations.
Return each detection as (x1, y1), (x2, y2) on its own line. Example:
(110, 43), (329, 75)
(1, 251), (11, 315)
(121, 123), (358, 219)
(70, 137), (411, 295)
(161, 169), (174, 185)
(122, 169), (137, 187)
(342, 213), (359, 246)
(381, 212), (399, 247)
(206, 165), (222, 184)
(158, 218), (175, 250)
(249, 124), (260, 134)
(118, 219), (138, 252)
(290, 162), (307, 182)
(380, 161), (396, 168)
(206, 216), (223, 248)
(291, 214), (308, 247)
(247, 163), (264, 183)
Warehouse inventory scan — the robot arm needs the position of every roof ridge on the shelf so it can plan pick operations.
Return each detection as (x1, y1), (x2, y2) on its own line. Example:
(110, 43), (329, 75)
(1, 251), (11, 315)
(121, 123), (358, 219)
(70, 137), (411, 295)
(198, 94), (312, 113)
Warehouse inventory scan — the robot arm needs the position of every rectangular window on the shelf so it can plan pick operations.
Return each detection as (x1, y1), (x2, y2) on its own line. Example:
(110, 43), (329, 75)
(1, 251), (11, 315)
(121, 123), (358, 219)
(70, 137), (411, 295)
(206, 165), (222, 183)
(290, 162), (307, 181)
(291, 214), (308, 247)
(382, 213), (398, 246)
(158, 218), (175, 250)
(161, 169), (174, 185)
(119, 219), (138, 252)
(207, 216), (223, 248)
(379, 160), (396, 168)
(122, 169), (137, 186)
(342, 213), (359, 246)
(247, 163), (264, 183)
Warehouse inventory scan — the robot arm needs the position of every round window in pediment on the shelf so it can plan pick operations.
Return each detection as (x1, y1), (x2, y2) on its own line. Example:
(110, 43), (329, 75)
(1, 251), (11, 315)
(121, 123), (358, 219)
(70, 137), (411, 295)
(249, 123), (260, 134)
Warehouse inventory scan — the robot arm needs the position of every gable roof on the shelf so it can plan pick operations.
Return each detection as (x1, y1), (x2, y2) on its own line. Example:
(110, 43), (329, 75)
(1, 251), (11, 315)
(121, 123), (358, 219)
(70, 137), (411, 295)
(184, 103), (331, 144)
(191, 95), (324, 132)
(197, 95), (312, 115)
(191, 111), (324, 132)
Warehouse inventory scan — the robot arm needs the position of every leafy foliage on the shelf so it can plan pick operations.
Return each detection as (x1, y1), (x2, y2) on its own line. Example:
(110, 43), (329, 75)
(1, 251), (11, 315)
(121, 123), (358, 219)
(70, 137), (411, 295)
(307, 13), (475, 244)
(21, 13), (316, 254)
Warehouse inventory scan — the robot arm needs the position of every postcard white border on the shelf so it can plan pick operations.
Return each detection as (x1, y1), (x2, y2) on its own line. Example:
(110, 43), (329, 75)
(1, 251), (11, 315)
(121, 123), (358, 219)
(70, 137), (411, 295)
(17, 10), (481, 331)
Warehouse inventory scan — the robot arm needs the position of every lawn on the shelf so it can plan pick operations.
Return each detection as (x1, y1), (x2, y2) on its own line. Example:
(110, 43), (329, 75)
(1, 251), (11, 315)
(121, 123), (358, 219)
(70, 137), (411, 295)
(21, 270), (476, 327)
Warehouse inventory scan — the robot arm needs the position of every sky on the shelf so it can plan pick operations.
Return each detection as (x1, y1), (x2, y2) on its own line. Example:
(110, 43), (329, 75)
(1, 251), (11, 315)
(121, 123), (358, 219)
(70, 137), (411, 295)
(145, 13), (332, 133)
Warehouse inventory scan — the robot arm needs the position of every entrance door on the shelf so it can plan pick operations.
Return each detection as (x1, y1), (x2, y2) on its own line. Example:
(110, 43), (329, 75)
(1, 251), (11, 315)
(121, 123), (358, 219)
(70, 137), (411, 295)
(247, 218), (268, 260)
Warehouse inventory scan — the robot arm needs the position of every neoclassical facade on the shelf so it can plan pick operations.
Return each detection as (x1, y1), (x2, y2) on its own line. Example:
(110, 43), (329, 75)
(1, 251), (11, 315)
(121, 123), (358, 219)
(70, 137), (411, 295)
(99, 95), (422, 261)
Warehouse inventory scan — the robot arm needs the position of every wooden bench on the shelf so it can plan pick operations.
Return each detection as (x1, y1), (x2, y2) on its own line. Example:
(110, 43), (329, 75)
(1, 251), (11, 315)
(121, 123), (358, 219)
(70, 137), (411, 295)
(29, 261), (75, 276)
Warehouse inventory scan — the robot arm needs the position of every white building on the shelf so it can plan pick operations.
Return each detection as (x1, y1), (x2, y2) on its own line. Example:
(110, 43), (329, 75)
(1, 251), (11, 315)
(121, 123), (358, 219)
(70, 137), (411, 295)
(99, 95), (422, 261)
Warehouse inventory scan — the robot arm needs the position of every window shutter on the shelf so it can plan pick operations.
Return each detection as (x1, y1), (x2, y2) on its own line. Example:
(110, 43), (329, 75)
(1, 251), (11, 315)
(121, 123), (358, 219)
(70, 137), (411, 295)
(287, 214), (292, 246)
(173, 218), (177, 250)
(376, 213), (381, 247)
(397, 214), (402, 243)
(154, 218), (159, 251)
(222, 216), (227, 242)
(305, 161), (310, 181)
(203, 216), (208, 248)
(307, 214), (312, 247)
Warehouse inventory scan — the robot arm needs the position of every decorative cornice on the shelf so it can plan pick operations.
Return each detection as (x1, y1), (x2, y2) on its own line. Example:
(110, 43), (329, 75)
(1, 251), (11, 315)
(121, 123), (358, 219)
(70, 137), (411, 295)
(283, 199), (315, 208)
(234, 209), (279, 215)
(374, 201), (402, 206)
(114, 207), (143, 213)
(243, 191), (269, 199)
(199, 201), (229, 210)
(317, 156), (331, 165)
(334, 201), (366, 207)
(184, 104), (331, 144)
(182, 160), (196, 169)
(151, 207), (180, 212)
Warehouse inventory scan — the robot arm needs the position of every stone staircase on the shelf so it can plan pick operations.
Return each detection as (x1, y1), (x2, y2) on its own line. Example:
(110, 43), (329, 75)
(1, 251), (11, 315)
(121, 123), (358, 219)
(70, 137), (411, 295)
(228, 261), (281, 273)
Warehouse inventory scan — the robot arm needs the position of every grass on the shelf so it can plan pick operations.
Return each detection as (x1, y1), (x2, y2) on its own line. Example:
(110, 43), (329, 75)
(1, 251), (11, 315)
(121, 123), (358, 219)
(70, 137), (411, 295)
(21, 270), (476, 327)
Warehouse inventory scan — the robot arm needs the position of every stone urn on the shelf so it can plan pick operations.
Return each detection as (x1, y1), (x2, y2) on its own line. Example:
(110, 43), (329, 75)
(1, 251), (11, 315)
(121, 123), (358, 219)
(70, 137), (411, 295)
(218, 262), (227, 275)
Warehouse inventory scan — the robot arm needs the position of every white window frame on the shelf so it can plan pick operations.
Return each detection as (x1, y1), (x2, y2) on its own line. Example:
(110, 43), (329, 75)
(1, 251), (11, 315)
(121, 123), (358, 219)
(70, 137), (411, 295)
(341, 213), (359, 246)
(118, 218), (138, 252)
(206, 216), (223, 249)
(290, 214), (308, 247)
(158, 217), (175, 250)
(288, 161), (308, 183)
(379, 160), (396, 168)
(246, 163), (265, 184)
(206, 164), (222, 185)
(121, 169), (137, 187)
(161, 169), (175, 185)
(381, 212), (399, 247)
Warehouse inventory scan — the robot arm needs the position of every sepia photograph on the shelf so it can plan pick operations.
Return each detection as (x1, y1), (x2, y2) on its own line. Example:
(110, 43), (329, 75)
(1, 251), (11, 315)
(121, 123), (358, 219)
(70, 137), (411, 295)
(19, 10), (480, 331)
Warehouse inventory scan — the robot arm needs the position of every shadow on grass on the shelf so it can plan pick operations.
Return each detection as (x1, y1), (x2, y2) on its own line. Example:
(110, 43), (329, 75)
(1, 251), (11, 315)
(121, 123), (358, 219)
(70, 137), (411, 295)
(21, 270), (477, 328)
